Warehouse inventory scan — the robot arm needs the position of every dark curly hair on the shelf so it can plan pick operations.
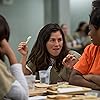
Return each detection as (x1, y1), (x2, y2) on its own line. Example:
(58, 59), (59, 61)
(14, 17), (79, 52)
(89, 0), (100, 29)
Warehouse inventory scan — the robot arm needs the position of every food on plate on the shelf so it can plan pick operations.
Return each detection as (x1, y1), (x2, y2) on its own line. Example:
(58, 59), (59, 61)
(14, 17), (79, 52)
(47, 84), (58, 91)
(47, 95), (56, 99)
(47, 94), (72, 100)
(47, 82), (70, 91)
(35, 83), (51, 88)
(56, 95), (72, 100)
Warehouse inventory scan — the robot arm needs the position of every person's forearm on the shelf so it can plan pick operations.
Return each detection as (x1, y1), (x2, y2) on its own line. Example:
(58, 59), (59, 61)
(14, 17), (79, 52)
(20, 55), (28, 73)
(83, 74), (100, 86)
(91, 75), (100, 86)
(20, 55), (27, 66)
(7, 47), (17, 65)
(20, 56), (32, 75)
(69, 74), (100, 90)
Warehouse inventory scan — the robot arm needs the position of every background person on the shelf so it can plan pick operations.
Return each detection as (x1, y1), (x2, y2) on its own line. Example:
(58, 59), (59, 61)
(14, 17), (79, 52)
(72, 21), (88, 54)
(73, 21), (88, 45)
(82, 25), (91, 48)
(61, 24), (74, 45)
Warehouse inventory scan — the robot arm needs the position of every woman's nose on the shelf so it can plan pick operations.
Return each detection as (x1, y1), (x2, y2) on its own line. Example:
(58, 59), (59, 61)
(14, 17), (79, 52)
(55, 40), (59, 45)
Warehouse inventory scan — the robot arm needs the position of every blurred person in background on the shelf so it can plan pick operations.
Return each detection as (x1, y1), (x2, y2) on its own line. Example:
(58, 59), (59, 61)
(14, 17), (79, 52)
(18, 23), (81, 84)
(73, 21), (88, 45)
(0, 14), (28, 100)
(61, 24), (74, 49)
(82, 25), (91, 48)
(73, 21), (89, 54)
(61, 24), (74, 43)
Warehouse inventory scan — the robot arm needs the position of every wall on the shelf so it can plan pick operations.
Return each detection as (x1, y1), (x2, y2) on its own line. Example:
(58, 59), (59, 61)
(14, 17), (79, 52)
(44, 0), (70, 33)
(70, 0), (92, 33)
(0, 0), (44, 61)
(44, 0), (59, 24)
(59, 0), (70, 32)
(0, 0), (92, 62)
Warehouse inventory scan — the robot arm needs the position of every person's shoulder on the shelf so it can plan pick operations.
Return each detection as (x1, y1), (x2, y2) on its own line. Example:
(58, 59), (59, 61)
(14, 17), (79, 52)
(83, 43), (98, 55)
(85, 43), (97, 51)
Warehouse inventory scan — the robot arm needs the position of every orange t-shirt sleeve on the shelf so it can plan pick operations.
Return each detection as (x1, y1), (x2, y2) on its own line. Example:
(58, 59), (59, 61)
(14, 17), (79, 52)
(73, 45), (91, 74)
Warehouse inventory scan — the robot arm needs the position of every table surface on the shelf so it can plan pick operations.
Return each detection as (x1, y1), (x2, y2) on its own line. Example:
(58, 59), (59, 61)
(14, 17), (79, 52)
(29, 83), (100, 100)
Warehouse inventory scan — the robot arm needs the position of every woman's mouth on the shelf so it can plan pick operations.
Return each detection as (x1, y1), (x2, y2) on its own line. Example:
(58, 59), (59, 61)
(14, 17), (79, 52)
(53, 48), (60, 51)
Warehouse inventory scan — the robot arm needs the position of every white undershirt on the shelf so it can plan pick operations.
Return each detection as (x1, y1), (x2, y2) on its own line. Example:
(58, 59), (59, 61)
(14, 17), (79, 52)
(5, 64), (28, 100)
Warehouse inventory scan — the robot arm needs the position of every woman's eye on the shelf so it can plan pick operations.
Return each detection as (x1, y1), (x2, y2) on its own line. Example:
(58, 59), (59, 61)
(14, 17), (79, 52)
(58, 38), (62, 42)
(50, 39), (55, 42)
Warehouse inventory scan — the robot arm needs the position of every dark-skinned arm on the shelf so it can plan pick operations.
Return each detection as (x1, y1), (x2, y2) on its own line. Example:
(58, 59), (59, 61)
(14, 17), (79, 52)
(69, 69), (100, 90)
(83, 74), (100, 86)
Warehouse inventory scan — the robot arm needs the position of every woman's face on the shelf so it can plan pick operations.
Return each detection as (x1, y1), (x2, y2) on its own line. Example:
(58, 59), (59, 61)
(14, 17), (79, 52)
(46, 31), (63, 57)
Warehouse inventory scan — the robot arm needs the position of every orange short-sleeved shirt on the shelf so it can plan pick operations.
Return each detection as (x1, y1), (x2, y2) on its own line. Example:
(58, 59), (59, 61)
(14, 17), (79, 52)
(74, 43), (100, 74)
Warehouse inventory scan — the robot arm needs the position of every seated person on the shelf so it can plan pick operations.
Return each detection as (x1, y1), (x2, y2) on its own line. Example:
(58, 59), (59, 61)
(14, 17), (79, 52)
(0, 14), (28, 100)
(18, 23), (80, 84)
(68, 0), (100, 90)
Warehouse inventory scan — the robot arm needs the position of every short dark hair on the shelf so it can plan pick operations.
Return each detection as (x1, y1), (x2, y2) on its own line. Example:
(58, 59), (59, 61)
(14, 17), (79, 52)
(0, 15), (10, 61)
(0, 15), (10, 42)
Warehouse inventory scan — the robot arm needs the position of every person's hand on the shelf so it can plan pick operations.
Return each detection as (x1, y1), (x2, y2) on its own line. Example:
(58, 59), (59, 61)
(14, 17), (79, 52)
(62, 54), (78, 69)
(17, 42), (28, 56)
(0, 39), (17, 64)
(0, 39), (12, 55)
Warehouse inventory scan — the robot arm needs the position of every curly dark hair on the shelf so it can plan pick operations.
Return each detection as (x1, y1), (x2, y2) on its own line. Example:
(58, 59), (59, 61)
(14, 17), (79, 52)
(89, 0), (100, 29)
(92, 0), (100, 9)
(27, 23), (68, 72)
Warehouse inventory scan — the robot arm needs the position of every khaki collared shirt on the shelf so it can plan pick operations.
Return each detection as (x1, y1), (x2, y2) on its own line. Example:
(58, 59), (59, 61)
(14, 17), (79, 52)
(0, 60), (15, 99)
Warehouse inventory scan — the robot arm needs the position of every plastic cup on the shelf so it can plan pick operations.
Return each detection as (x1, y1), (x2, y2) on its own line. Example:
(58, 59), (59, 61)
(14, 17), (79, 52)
(25, 74), (36, 89)
(39, 70), (48, 84)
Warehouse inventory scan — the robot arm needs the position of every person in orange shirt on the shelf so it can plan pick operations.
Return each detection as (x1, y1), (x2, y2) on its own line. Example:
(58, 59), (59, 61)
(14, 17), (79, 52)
(63, 0), (100, 90)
